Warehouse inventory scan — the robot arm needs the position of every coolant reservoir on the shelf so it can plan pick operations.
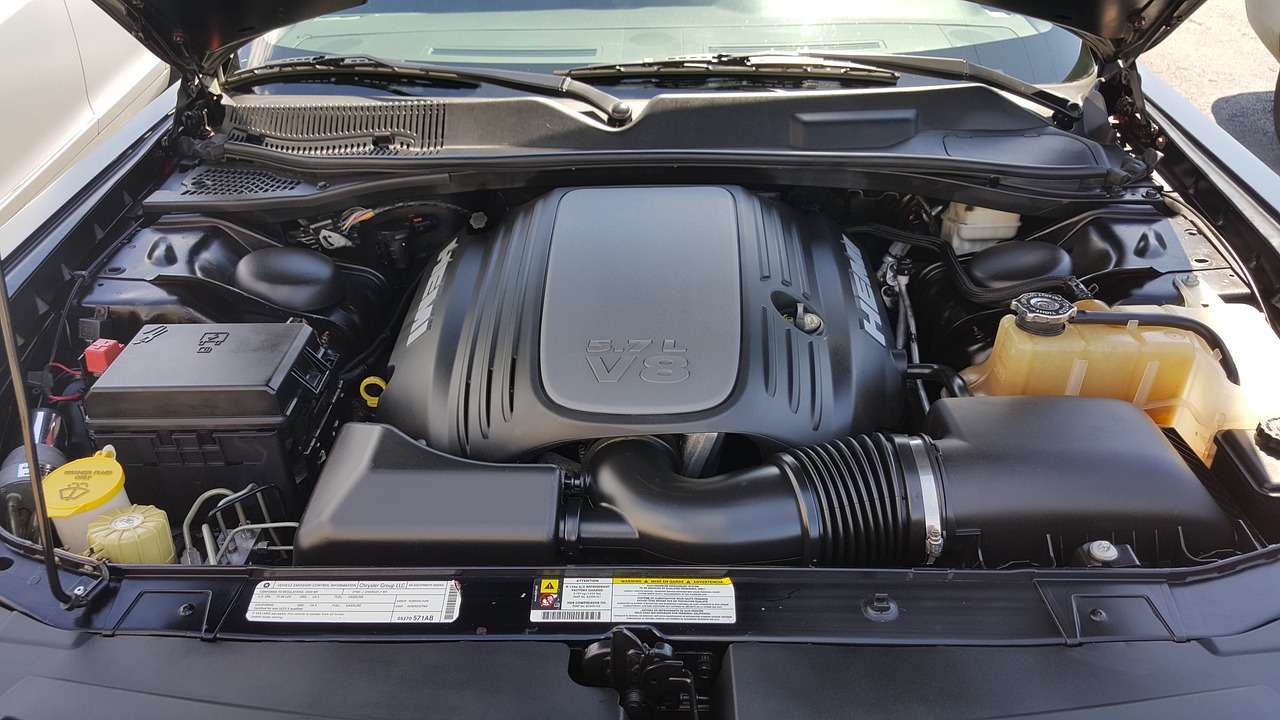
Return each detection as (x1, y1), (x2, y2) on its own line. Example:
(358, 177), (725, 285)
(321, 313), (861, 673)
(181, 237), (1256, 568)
(962, 281), (1280, 463)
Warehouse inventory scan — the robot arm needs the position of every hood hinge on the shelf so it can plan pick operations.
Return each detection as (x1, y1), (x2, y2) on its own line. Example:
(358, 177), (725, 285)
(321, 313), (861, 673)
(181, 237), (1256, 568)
(171, 66), (228, 158)
(1098, 61), (1165, 188)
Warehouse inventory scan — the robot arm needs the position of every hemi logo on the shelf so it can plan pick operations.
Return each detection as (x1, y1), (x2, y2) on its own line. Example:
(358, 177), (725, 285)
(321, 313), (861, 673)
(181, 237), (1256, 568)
(406, 238), (460, 346)
(841, 237), (887, 346)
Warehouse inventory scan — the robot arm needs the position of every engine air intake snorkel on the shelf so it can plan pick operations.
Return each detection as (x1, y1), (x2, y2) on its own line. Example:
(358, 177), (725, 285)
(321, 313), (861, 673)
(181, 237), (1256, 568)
(571, 434), (943, 567)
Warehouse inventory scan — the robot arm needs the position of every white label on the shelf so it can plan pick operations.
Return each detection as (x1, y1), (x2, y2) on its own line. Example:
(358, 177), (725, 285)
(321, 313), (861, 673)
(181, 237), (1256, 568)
(247, 580), (461, 623)
(109, 514), (144, 530)
(531, 577), (735, 624)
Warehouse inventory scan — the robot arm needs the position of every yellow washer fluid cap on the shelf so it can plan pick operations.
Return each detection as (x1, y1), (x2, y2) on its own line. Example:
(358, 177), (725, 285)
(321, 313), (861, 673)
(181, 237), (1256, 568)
(43, 446), (125, 518)
(87, 505), (176, 564)
(42, 445), (130, 555)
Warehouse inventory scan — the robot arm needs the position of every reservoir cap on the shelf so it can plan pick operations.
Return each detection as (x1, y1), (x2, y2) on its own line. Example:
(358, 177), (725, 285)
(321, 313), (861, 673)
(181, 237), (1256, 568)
(42, 447), (125, 519)
(1011, 293), (1077, 336)
(87, 504), (176, 564)
(1256, 417), (1280, 457)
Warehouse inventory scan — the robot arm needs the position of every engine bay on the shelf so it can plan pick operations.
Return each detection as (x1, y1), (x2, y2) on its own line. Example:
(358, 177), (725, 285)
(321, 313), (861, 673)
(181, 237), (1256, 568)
(11, 176), (1280, 571)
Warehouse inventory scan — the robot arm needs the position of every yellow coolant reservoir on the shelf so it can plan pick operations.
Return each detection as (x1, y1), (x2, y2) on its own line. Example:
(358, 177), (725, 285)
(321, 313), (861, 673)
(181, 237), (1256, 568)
(962, 283), (1280, 463)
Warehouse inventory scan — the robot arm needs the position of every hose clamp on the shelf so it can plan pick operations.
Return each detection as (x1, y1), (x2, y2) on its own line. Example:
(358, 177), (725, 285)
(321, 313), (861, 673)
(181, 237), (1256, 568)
(905, 437), (944, 565)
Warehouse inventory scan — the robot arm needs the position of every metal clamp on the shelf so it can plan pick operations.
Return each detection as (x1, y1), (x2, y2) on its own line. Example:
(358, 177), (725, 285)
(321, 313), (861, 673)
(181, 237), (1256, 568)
(905, 437), (944, 565)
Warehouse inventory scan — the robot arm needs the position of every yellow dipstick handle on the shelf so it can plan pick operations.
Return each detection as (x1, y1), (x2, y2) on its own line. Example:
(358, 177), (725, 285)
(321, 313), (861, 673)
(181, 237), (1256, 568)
(360, 376), (388, 408)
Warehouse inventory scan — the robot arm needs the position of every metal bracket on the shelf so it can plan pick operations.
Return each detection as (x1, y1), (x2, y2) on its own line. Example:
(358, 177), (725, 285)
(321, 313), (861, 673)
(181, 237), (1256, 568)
(579, 627), (715, 719)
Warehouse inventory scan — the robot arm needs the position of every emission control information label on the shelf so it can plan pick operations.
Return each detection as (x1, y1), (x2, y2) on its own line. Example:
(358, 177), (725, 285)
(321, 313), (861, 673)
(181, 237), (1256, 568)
(247, 580), (461, 623)
(531, 577), (735, 623)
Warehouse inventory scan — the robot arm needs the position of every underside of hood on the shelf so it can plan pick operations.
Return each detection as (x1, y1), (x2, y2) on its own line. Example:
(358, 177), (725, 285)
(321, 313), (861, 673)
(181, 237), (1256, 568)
(91, 0), (363, 76)
(93, 0), (1204, 77)
(988, 0), (1208, 61)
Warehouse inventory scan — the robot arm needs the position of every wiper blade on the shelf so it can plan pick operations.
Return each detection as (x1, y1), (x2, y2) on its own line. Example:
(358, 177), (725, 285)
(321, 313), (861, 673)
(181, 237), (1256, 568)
(561, 53), (900, 86)
(565, 52), (1082, 124)
(224, 55), (634, 125)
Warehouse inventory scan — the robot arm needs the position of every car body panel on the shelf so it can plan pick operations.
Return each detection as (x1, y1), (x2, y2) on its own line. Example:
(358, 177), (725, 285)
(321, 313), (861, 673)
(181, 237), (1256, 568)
(1247, 0), (1280, 61)
(0, 602), (1279, 719)
(0, 0), (169, 230)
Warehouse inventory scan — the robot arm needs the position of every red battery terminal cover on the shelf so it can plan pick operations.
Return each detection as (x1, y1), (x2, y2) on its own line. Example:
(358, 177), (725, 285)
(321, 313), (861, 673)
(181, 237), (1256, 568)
(85, 339), (125, 375)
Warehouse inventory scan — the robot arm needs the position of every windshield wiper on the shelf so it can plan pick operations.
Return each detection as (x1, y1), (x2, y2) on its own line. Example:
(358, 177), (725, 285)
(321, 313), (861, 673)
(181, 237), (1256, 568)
(561, 53), (900, 87)
(224, 55), (634, 125)
(563, 52), (1083, 126)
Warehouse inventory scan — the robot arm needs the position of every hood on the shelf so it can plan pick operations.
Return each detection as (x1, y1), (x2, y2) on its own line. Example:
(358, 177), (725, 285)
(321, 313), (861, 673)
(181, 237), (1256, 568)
(988, 0), (1208, 61)
(90, 0), (364, 76)
(93, 0), (1202, 77)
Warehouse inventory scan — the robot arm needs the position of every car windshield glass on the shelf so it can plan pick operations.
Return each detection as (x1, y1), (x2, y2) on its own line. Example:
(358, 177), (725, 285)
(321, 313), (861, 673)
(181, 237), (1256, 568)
(239, 0), (1095, 87)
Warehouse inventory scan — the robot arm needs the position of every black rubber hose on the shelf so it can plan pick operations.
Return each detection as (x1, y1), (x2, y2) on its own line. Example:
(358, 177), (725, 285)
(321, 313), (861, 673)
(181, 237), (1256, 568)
(1072, 310), (1241, 385)
(579, 435), (927, 567)
(905, 363), (973, 398)
(582, 437), (812, 563)
(846, 224), (1081, 306)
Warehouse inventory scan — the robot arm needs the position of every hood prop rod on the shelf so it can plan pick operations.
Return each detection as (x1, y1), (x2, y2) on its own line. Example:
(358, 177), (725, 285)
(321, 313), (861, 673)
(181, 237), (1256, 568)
(0, 267), (102, 609)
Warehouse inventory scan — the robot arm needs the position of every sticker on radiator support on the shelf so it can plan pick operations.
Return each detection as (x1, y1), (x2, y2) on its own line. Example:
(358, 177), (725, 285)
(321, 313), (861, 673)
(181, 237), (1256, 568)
(246, 580), (461, 623)
(530, 577), (735, 624)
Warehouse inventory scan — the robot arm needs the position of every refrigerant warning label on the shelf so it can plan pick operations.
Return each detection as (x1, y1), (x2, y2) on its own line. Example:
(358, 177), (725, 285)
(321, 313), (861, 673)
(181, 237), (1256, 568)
(530, 577), (735, 624)
(247, 580), (461, 623)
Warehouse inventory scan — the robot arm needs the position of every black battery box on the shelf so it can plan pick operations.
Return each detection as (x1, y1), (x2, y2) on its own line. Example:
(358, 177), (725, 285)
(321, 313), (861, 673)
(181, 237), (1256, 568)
(83, 323), (339, 520)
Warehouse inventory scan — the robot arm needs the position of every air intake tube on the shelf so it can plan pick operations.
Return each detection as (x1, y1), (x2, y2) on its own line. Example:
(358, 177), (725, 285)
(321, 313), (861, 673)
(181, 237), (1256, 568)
(294, 398), (1237, 568)
(567, 434), (945, 567)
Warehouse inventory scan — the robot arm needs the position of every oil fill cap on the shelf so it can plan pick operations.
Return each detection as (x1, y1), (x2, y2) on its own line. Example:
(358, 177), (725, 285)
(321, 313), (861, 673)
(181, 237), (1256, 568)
(1011, 293), (1077, 336)
(42, 447), (125, 519)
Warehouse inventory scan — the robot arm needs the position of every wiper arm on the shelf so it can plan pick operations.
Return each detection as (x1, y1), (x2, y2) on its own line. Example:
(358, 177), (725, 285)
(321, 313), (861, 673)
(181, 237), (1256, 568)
(565, 52), (1082, 125)
(224, 55), (634, 125)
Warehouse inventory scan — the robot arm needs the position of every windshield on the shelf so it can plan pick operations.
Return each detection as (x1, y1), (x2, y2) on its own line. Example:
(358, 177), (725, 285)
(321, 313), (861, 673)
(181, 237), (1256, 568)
(240, 0), (1094, 86)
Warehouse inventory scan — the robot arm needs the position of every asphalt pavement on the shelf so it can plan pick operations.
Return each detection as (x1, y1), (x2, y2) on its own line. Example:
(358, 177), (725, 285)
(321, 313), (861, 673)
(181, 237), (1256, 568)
(1142, 0), (1280, 173)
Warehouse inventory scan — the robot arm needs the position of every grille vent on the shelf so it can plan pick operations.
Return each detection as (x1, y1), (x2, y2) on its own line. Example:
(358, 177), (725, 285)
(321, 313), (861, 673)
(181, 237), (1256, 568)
(226, 100), (446, 157)
(179, 167), (303, 196)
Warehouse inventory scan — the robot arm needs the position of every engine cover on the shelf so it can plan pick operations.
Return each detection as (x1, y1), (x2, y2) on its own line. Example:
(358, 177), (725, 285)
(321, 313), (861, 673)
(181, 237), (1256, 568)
(380, 186), (901, 461)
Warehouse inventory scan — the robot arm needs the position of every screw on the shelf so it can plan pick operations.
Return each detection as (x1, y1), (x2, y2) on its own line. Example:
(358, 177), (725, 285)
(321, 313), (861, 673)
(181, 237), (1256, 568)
(1181, 274), (1200, 287)
(1089, 608), (1108, 622)
(1142, 188), (1161, 200)
(178, 603), (196, 617)
(622, 689), (646, 717)
(1087, 540), (1120, 563)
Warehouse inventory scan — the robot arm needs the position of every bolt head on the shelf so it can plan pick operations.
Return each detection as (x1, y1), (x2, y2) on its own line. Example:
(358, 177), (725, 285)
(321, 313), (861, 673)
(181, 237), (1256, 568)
(1087, 540), (1120, 563)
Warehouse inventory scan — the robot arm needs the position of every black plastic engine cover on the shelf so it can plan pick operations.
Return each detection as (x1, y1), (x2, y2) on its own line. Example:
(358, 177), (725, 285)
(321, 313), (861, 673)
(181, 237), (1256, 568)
(379, 186), (901, 461)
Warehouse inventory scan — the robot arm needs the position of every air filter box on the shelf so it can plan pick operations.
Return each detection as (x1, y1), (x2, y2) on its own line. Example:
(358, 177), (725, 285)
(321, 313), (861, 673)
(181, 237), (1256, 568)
(84, 323), (338, 519)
